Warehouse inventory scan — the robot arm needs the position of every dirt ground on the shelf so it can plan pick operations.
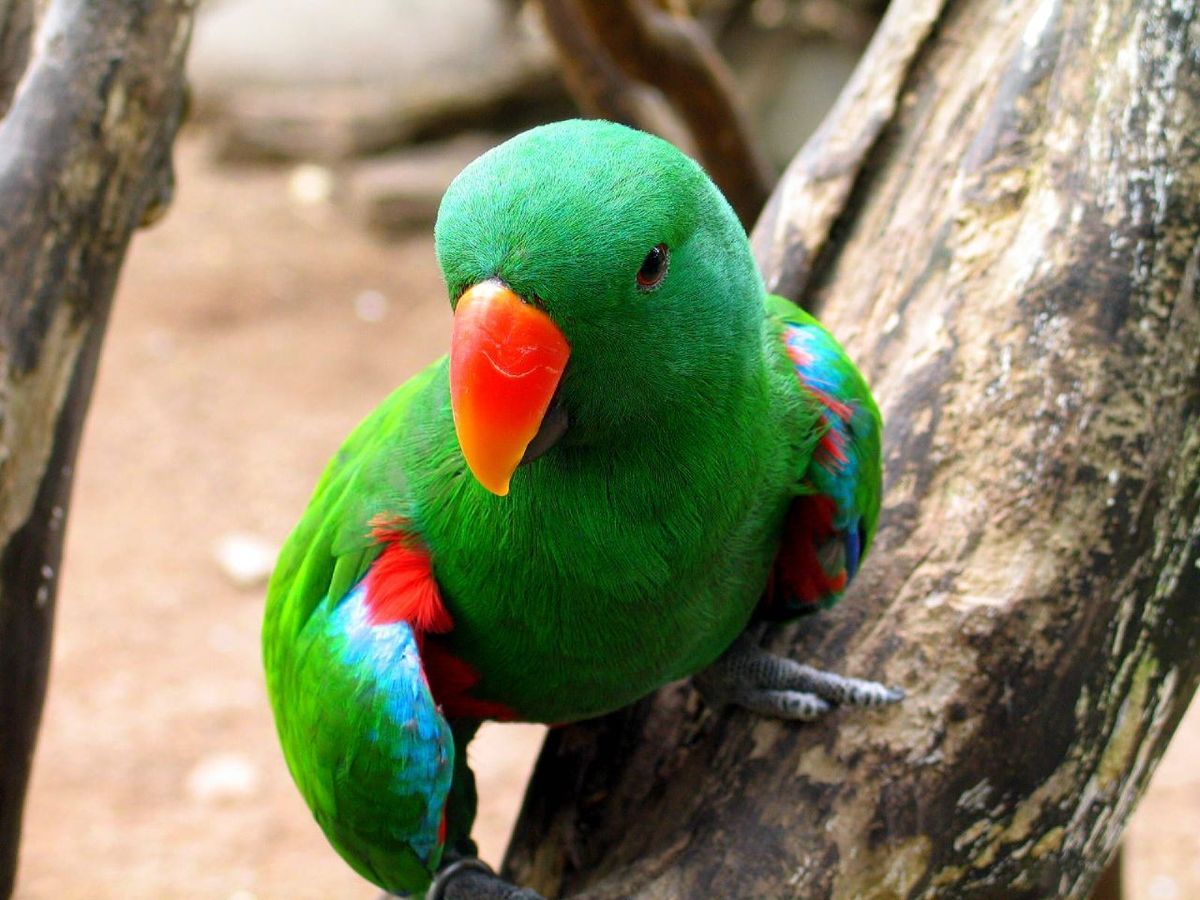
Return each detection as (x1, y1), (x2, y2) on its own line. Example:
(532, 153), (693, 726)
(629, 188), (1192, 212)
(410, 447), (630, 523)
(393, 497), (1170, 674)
(14, 132), (1200, 899)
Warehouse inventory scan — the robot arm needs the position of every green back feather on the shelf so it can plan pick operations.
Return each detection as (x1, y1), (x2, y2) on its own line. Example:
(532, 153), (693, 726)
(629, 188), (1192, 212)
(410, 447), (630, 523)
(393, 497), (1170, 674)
(264, 120), (882, 830)
(262, 121), (885, 892)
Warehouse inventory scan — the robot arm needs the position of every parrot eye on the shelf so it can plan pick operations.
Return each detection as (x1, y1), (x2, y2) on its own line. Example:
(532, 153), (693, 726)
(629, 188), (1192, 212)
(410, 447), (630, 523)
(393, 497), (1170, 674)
(636, 244), (670, 292)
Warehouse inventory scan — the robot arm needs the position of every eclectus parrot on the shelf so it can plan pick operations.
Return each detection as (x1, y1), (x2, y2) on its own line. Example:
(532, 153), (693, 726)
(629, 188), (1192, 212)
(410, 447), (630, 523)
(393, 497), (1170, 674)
(263, 119), (902, 899)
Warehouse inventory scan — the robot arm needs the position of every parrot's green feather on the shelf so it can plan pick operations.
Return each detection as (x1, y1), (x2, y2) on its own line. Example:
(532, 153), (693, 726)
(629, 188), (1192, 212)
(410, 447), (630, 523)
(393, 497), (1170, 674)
(265, 363), (438, 651)
(263, 364), (452, 895)
(768, 293), (883, 555)
(278, 594), (449, 892)
(263, 120), (884, 894)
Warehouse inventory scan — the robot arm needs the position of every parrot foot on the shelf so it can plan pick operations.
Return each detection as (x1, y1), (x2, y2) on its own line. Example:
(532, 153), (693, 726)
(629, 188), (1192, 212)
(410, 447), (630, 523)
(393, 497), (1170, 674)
(425, 856), (544, 900)
(694, 633), (904, 721)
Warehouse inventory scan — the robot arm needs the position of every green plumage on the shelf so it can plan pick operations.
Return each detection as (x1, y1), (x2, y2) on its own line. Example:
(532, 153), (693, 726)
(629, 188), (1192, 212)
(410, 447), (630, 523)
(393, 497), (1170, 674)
(263, 120), (882, 894)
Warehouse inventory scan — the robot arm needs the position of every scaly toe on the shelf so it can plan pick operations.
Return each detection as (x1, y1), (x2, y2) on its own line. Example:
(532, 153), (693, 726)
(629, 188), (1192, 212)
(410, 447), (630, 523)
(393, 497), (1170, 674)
(735, 688), (832, 721)
(427, 857), (544, 900)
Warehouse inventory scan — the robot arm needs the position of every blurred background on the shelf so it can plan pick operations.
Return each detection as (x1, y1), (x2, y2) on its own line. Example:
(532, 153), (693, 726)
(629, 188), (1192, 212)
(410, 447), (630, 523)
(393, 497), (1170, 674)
(13, 0), (1198, 896)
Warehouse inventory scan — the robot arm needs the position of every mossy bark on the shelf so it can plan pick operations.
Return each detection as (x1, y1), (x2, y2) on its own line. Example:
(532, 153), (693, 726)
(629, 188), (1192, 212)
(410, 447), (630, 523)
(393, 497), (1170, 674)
(504, 0), (1200, 896)
(0, 2), (193, 894)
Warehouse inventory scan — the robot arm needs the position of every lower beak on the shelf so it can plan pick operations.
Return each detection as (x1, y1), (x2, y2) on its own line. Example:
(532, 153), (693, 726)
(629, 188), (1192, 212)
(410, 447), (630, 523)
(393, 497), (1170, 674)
(449, 280), (570, 496)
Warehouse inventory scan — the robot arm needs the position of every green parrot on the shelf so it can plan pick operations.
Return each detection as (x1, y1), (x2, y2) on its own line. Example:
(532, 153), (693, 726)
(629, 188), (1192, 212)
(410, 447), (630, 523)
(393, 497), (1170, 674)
(263, 119), (902, 899)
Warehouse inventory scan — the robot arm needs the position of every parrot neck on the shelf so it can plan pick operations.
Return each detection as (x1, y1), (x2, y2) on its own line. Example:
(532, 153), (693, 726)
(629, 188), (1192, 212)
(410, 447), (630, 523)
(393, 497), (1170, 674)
(560, 323), (770, 470)
(404, 327), (796, 722)
(461, 317), (781, 548)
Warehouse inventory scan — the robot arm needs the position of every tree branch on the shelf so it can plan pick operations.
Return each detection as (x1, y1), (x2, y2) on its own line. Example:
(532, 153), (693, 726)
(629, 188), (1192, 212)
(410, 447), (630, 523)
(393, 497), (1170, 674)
(0, 1), (194, 893)
(537, 0), (774, 228)
(536, 0), (648, 128)
(0, 0), (33, 117)
(504, 0), (1200, 895)
(750, 0), (950, 303)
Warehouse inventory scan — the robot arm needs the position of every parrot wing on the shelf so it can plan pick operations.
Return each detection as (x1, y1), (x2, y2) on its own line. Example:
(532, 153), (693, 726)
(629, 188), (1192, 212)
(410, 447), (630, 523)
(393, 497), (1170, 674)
(284, 581), (454, 893)
(265, 361), (442, 652)
(262, 360), (459, 894)
(762, 294), (884, 617)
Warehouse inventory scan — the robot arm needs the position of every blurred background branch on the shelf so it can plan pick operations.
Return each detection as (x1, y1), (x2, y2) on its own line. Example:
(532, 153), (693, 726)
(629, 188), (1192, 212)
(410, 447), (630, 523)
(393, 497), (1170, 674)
(536, 0), (775, 228)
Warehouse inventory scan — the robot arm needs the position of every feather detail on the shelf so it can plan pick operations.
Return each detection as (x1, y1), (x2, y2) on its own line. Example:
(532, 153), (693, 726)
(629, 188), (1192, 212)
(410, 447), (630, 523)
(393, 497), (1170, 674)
(763, 310), (883, 618)
(364, 534), (453, 633)
(766, 495), (848, 615)
(310, 582), (454, 888)
(363, 517), (515, 720)
(420, 640), (517, 721)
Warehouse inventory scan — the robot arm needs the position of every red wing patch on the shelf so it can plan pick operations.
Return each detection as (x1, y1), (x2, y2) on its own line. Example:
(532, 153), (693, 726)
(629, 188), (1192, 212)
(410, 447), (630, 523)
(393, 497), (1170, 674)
(420, 639), (517, 721)
(364, 538), (453, 633)
(363, 517), (515, 720)
(762, 494), (848, 619)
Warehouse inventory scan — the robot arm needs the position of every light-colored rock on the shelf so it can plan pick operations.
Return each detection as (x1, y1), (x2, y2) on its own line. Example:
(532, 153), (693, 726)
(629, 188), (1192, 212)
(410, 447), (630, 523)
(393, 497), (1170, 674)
(287, 163), (335, 208)
(353, 289), (389, 323)
(344, 132), (498, 234)
(189, 0), (558, 160)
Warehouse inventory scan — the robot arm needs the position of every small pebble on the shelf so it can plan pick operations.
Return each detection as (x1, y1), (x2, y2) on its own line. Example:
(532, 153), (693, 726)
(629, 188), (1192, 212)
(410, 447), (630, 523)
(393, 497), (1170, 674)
(186, 752), (260, 803)
(1149, 874), (1179, 900)
(213, 532), (277, 589)
(288, 163), (334, 207)
(143, 328), (176, 361)
(354, 289), (389, 323)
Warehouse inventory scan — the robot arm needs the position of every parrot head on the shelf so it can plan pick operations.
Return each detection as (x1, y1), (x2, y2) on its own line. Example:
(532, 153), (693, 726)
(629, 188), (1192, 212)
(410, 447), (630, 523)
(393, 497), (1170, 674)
(434, 119), (763, 496)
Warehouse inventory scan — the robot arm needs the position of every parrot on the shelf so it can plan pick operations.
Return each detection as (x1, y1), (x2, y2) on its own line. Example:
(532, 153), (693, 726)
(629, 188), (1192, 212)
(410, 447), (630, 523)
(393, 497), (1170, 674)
(262, 119), (903, 899)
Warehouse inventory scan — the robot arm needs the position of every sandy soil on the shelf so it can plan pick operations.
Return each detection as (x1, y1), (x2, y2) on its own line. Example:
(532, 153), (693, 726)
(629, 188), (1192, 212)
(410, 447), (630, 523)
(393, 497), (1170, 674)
(13, 132), (1199, 899)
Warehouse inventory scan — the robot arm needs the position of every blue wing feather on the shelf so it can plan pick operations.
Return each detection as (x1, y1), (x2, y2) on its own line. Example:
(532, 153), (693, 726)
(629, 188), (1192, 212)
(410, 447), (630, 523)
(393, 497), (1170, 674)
(763, 298), (883, 618)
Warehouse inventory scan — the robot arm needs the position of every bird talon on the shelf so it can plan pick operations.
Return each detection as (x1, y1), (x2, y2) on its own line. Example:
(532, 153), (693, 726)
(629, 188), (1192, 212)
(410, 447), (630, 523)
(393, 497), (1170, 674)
(695, 634), (903, 721)
(427, 856), (543, 900)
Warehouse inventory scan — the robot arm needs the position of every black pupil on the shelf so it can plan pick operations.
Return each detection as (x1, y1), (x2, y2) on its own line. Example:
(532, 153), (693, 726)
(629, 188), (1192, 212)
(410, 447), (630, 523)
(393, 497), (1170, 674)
(638, 245), (667, 286)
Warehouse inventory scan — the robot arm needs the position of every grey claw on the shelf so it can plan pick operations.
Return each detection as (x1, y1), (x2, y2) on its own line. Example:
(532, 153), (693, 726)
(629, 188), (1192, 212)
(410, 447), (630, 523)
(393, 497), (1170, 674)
(694, 634), (904, 721)
(427, 857), (544, 900)
(793, 666), (905, 708)
(737, 688), (832, 721)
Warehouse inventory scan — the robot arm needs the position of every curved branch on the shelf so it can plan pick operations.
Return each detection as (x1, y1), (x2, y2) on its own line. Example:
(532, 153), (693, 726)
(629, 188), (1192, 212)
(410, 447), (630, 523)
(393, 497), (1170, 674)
(536, 0), (648, 128)
(537, 0), (774, 228)
(504, 0), (1200, 896)
(749, 0), (949, 303)
(0, 0), (194, 892)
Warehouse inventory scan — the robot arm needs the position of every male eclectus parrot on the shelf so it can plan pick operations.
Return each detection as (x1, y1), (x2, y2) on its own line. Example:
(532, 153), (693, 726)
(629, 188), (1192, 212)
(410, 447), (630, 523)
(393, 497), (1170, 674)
(263, 119), (902, 899)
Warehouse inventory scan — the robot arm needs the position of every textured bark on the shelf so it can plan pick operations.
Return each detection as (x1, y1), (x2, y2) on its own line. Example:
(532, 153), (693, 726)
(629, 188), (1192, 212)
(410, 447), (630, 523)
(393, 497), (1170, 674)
(505, 0), (1200, 896)
(0, 0), (32, 117)
(536, 0), (774, 228)
(0, 2), (193, 894)
(1090, 848), (1124, 900)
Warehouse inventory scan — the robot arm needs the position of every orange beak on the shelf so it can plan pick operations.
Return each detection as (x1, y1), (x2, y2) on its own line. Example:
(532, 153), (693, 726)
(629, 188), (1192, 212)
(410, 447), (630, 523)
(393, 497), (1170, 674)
(449, 280), (570, 496)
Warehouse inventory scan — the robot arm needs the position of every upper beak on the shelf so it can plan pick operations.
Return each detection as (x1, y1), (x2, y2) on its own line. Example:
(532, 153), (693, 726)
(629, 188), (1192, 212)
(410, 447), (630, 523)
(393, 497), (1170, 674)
(449, 280), (570, 496)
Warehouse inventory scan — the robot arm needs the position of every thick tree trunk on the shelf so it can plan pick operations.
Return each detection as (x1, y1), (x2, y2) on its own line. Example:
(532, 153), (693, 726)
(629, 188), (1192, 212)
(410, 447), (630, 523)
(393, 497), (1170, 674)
(0, 2), (193, 894)
(504, 0), (1200, 896)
